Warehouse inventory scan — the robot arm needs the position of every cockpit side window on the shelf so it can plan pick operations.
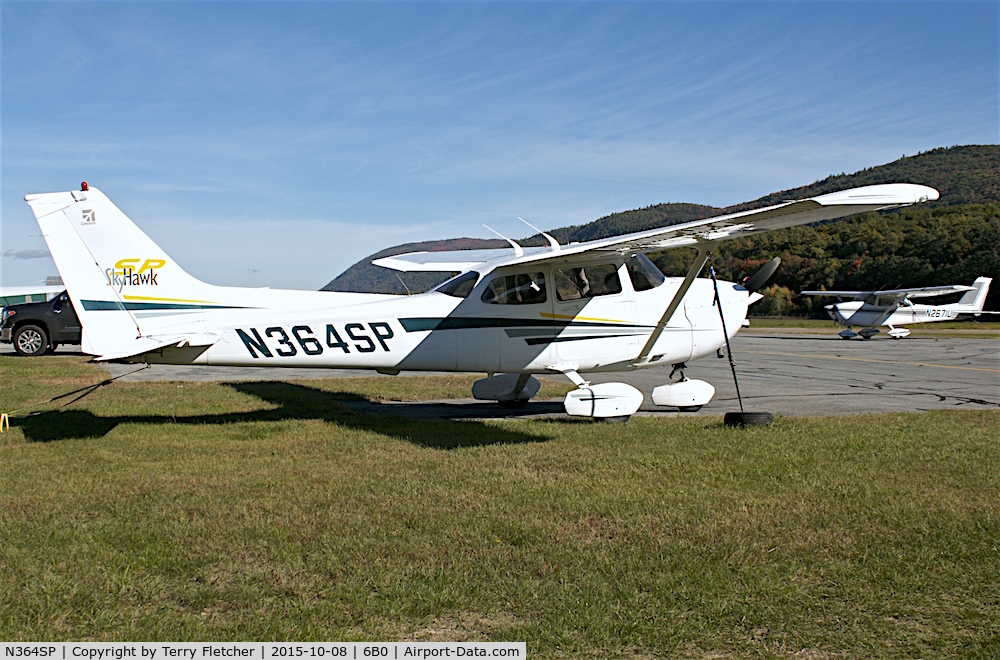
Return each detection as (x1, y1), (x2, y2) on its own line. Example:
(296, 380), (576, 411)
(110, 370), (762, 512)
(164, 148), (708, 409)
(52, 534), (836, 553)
(554, 263), (622, 301)
(435, 271), (480, 298)
(626, 254), (665, 292)
(481, 272), (547, 305)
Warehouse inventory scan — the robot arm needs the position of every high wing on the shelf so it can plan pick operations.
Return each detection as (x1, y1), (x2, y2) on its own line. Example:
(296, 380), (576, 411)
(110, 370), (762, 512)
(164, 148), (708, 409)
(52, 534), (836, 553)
(377, 183), (939, 363)
(373, 247), (550, 272)
(374, 183), (940, 273)
(801, 284), (974, 304)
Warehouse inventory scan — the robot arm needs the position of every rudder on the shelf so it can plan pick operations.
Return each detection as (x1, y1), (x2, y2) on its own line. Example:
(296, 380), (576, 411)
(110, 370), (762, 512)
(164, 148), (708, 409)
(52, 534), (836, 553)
(957, 277), (991, 310)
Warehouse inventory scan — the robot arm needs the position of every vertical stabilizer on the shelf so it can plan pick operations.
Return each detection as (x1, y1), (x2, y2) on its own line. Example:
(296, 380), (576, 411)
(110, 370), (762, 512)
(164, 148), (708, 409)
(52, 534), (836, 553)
(25, 186), (214, 356)
(957, 277), (991, 311)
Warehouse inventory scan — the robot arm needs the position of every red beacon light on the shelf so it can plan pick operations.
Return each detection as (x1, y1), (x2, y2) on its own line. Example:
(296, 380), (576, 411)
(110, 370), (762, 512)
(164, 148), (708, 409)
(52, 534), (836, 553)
(81, 182), (88, 191)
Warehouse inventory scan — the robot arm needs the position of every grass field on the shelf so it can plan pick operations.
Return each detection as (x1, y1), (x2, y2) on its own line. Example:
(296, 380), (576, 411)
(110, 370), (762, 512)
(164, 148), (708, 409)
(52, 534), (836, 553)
(2, 356), (999, 656)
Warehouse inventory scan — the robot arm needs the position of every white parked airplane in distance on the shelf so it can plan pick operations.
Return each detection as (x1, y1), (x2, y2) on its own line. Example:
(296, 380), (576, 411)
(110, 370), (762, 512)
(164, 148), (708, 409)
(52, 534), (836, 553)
(801, 277), (995, 339)
(27, 182), (938, 419)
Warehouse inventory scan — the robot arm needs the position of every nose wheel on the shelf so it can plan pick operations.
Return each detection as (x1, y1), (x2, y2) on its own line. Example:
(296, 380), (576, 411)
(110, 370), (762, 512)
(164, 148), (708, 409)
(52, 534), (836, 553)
(652, 363), (716, 412)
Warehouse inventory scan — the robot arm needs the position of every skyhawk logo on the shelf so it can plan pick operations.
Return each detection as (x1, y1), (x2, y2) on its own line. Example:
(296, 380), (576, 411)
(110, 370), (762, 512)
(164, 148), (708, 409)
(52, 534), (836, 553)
(81, 210), (95, 225)
(106, 267), (159, 290)
(104, 258), (165, 291)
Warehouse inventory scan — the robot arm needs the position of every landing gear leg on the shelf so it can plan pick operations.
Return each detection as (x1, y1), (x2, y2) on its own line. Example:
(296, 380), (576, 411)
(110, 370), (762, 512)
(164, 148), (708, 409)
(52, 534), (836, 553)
(496, 374), (533, 408)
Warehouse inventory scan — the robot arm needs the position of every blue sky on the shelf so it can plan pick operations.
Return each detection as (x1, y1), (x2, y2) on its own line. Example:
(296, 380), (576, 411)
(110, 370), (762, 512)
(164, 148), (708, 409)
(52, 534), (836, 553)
(2, 1), (997, 290)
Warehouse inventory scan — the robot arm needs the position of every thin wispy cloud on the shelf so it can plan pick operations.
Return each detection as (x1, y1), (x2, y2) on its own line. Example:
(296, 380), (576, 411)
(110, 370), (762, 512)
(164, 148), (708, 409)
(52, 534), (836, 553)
(3, 1), (996, 288)
(3, 249), (50, 261)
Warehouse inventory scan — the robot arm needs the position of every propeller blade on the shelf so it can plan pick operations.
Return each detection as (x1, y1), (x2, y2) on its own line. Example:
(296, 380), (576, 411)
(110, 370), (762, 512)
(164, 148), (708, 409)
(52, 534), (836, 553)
(743, 257), (781, 292)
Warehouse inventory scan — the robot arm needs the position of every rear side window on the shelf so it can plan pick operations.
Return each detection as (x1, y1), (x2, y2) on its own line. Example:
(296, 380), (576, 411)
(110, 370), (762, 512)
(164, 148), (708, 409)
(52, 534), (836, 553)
(481, 272), (547, 305)
(554, 264), (622, 301)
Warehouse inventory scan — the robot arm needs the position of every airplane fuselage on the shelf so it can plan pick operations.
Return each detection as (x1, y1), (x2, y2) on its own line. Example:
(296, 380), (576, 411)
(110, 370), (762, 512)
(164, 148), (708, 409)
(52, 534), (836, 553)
(128, 268), (752, 375)
(827, 301), (963, 328)
(827, 300), (969, 329)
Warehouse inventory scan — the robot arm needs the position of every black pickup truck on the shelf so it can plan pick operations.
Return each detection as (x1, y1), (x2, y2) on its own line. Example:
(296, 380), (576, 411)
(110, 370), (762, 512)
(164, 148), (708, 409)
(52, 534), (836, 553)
(0, 291), (82, 356)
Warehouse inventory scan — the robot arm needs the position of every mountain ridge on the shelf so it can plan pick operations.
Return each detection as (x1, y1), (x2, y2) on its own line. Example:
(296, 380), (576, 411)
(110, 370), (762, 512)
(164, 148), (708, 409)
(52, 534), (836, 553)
(323, 144), (999, 297)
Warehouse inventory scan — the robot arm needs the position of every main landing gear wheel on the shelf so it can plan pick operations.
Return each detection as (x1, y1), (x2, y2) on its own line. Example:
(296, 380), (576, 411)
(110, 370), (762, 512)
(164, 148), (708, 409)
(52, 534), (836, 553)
(13, 324), (48, 357)
(724, 411), (773, 427)
(498, 399), (528, 410)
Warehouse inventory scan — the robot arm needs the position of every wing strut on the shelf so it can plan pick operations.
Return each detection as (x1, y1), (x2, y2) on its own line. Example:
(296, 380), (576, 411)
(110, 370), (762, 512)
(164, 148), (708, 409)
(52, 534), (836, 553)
(634, 240), (718, 364)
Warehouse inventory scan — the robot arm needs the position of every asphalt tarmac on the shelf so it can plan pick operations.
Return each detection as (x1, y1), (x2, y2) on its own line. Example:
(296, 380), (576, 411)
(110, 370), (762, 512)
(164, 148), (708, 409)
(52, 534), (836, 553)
(593, 330), (1000, 416)
(7, 329), (998, 419)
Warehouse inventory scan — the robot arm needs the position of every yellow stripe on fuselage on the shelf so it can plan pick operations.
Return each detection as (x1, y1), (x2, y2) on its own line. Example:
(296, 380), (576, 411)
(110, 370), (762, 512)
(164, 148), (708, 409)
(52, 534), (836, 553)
(539, 311), (628, 324)
(121, 295), (217, 305)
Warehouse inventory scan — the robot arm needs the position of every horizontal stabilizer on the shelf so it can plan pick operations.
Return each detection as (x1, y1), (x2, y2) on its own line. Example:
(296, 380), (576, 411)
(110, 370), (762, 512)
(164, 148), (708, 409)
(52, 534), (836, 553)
(91, 332), (220, 362)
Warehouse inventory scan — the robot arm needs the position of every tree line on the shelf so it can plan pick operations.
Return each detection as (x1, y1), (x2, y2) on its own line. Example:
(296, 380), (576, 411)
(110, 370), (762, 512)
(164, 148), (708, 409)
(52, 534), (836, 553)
(651, 203), (1000, 315)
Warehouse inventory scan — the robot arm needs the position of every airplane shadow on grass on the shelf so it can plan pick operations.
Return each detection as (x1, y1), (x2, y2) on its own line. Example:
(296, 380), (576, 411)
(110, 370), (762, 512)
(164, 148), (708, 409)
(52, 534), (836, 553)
(13, 381), (557, 447)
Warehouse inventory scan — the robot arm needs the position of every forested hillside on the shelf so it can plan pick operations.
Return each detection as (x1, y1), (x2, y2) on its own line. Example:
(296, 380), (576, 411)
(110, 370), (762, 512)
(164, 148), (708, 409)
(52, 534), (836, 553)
(328, 237), (509, 297)
(324, 145), (1000, 312)
(665, 203), (1000, 314)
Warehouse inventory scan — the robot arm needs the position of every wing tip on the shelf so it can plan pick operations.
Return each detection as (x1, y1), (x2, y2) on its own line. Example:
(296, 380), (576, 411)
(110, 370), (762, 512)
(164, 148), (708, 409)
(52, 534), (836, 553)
(371, 254), (423, 272)
(813, 183), (940, 206)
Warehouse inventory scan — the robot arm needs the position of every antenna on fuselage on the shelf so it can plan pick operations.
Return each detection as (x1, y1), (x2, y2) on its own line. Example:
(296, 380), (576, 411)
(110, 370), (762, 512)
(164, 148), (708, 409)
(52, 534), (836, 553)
(483, 225), (524, 258)
(518, 217), (560, 252)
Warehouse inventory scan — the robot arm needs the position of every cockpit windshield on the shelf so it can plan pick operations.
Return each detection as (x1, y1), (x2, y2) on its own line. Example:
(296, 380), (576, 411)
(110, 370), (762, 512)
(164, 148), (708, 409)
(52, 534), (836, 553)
(435, 271), (480, 298)
(626, 254), (665, 291)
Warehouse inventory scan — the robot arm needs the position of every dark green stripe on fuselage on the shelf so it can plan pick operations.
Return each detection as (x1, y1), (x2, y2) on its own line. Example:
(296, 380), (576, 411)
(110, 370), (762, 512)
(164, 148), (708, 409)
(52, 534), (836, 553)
(81, 300), (248, 311)
(523, 333), (638, 346)
(398, 317), (650, 332)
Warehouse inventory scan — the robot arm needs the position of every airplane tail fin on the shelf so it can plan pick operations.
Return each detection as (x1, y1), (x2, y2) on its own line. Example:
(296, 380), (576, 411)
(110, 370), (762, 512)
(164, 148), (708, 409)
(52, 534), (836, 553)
(25, 185), (222, 357)
(957, 277), (991, 311)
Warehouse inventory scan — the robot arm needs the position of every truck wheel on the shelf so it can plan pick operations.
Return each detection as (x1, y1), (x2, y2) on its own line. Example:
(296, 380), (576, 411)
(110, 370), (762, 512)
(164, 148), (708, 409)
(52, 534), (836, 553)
(14, 324), (49, 356)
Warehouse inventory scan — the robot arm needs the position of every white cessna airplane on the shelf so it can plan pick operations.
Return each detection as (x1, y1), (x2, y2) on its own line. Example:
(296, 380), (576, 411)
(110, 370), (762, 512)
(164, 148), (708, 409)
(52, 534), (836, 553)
(801, 277), (994, 339)
(26, 182), (938, 419)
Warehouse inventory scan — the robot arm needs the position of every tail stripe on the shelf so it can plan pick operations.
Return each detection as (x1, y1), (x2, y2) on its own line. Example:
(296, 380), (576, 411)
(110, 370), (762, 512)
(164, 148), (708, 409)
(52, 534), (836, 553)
(81, 300), (252, 312)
